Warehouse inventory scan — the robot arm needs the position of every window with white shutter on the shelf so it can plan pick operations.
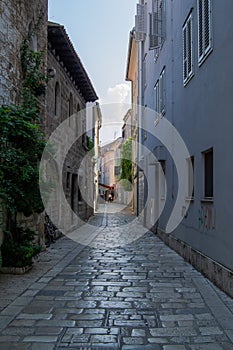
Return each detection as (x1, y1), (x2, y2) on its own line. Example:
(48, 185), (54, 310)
(149, 0), (165, 50)
(197, 0), (213, 65)
(154, 80), (159, 113)
(154, 80), (159, 126)
(135, 3), (146, 42)
(183, 12), (194, 85)
(159, 68), (165, 115)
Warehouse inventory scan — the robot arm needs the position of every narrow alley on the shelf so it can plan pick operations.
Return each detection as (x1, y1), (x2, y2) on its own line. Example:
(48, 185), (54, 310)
(0, 204), (232, 350)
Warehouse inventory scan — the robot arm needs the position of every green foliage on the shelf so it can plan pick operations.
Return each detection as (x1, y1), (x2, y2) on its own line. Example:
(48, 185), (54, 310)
(0, 105), (45, 215)
(120, 138), (133, 191)
(21, 38), (48, 108)
(1, 228), (41, 268)
(0, 34), (48, 267)
(86, 135), (94, 156)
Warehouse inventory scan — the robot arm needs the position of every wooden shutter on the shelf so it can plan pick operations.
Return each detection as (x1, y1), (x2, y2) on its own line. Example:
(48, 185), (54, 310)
(204, 0), (210, 50)
(149, 12), (159, 49)
(135, 4), (146, 42)
(198, 0), (212, 62)
(183, 26), (188, 81)
(183, 13), (193, 84)
(187, 18), (192, 75)
(198, 0), (203, 58)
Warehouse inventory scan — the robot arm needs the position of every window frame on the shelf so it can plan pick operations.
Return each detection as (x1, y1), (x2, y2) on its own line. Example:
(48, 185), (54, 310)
(186, 156), (194, 200)
(183, 11), (194, 86)
(149, 0), (166, 51)
(54, 81), (61, 118)
(154, 79), (159, 114)
(159, 67), (166, 116)
(202, 148), (213, 200)
(197, 0), (213, 66)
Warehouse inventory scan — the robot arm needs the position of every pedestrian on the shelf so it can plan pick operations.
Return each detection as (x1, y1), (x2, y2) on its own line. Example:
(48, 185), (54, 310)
(108, 193), (112, 203)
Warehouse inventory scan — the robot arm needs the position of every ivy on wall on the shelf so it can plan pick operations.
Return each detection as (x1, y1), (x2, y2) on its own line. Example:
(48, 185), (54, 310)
(0, 33), (48, 267)
(120, 138), (133, 191)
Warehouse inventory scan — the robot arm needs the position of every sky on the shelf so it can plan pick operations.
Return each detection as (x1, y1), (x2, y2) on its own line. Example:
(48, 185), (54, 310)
(48, 0), (137, 144)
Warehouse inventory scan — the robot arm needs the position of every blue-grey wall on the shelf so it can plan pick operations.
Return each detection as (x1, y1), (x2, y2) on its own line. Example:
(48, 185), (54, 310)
(141, 0), (233, 270)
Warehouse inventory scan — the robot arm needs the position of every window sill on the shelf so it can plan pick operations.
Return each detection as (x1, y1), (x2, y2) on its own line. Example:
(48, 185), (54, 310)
(198, 47), (213, 67)
(186, 197), (194, 202)
(201, 197), (214, 203)
(183, 72), (194, 87)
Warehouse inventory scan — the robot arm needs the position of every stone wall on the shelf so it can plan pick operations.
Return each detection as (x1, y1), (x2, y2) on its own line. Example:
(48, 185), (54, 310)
(45, 48), (94, 232)
(0, 0), (47, 105)
(0, 0), (48, 244)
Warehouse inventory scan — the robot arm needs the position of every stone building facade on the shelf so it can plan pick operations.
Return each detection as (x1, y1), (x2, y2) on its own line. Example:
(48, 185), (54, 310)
(0, 0), (47, 105)
(125, 29), (139, 215)
(45, 22), (98, 232)
(0, 0), (48, 244)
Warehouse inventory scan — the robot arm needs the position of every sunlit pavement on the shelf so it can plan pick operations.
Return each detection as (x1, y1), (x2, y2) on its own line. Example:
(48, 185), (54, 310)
(0, 204), (233, 349)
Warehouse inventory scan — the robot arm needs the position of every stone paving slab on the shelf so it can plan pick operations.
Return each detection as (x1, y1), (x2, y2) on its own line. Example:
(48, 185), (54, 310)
(0, 204), (232, 349)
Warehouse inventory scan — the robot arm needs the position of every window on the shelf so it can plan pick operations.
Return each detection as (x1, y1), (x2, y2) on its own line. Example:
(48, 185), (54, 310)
(183, 12), (194, 85)
(187, 156), (194, 198)
(143, 55), (147, 89)
(66, 172), (70, 188)
(203, 148), (213, 198)
(135, 3), (146, 42)
(197, 0), (213, 65)
(68, 93), (73, 127)
(159, 160), (166, 199)
(78, 176), (83, 204)
(28, 22), (37, 51)
(54, 82), (60, 117)
(159, 67), (165, 115)
(75, 103), (81, 136)
(154, 80), (159, 114)
(149, 0), (165, 50)
(68, 93), (73, 116)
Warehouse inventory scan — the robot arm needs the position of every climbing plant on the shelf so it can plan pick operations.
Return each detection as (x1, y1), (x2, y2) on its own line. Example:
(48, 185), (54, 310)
(20, 37), (48, 109)
(0, 33), (48, 267)
(0, 104), (45, 216)
(120, 138), (133, 191)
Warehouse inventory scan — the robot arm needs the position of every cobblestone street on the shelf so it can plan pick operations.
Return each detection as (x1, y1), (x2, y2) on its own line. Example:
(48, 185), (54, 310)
(0, 204), (233, 349)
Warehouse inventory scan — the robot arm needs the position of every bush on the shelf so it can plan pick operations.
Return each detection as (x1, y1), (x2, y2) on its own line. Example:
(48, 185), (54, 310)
(1, 228), (41, 268)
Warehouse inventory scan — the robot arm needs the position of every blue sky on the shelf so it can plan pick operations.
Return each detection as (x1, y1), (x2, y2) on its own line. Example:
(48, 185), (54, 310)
(48, 0), (137, 143)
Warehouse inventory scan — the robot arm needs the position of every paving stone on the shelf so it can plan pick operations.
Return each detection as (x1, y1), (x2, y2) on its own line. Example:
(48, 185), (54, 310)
(99, 301), (132, 309)
(131, 329), (146, 337)
(160, 314), (194, 321)
(0, 335), (20, 342)
(90, 334), (118, 343)
(36, 320), (75, 327)
(0, 343), (30, 350)
(123, 336), (144, 344)
(199, 327), (224, 336)
(163, 346), (186, 350)
(34, 327), (63, 335)
(70, 334), (90, 343)
(9, 319), (37, 327)
(148, 337), (168, 343)
(31, 344), (55, 350)
(75, 320), (103, 327)
(150, 327), (197, 337)
(66, 300), (97, 308)
(84, 328), (119, 335)
(23, 335), (58, 342)
(0, 206), (232, 349)
(189, 344), (224, 350)
(16, 313), (52, 320)
(122, 345), (160, 350)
